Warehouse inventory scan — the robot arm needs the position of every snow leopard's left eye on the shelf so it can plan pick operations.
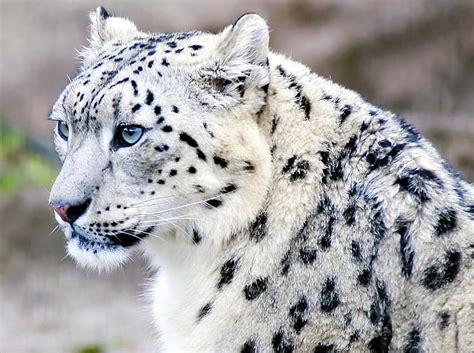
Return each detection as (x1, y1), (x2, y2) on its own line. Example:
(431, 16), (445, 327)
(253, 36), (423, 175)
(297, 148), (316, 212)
(57, 121), (69, 141)
(115, 125), (144, 147)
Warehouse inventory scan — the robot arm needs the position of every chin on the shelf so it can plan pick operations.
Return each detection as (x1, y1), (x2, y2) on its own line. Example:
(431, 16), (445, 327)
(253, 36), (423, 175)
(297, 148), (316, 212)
(66, 234), (133, 272)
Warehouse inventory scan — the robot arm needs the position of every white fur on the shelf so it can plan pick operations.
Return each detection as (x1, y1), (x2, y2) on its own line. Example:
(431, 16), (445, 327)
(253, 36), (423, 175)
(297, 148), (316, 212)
(49, 8), (474, 352)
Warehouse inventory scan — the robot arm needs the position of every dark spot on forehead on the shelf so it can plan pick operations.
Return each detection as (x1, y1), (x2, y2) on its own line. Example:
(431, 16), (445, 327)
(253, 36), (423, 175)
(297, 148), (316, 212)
(145, 90), (154, 105)
(109, 77), (130, 89)
(131, 103), (141, 113)
(179, 132), (199, 147)
(196, 149), (207, 161)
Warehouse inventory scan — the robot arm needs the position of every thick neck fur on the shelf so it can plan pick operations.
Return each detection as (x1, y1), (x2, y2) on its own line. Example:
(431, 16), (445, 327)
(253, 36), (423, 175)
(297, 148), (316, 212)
(141, 52), (375, 343)
(145, 53), (372, 254)
(141, 51), (473, 351)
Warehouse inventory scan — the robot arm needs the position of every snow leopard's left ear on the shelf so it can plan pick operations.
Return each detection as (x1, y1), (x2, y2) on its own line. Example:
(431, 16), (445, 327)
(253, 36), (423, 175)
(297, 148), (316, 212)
(88, 7), (142, 50)
(211, 14), (270, 89)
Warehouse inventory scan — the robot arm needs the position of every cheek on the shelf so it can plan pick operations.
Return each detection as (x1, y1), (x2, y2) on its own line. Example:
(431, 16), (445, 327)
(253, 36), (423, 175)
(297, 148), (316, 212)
(113, 145), (166, 182)
(54, 140), (68, 162)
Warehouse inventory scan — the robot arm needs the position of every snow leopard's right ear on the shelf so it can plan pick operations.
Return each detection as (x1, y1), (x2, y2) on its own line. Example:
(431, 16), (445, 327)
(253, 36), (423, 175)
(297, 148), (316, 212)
(88, 7), (141, 50)
(202, 14), (270, 101)
(218, 13), (269, 69)
(80, 7), (144, 69)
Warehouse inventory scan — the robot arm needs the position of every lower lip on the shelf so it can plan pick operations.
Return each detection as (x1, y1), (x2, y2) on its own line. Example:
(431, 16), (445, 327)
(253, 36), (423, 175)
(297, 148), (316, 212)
(71, 226), (155, 249)
(71, 230), (117, 252)
(107, 226), (155, 247)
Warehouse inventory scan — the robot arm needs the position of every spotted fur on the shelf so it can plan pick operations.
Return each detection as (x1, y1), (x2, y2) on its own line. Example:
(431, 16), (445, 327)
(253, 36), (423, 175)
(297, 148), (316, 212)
(49, 7), (474, 352)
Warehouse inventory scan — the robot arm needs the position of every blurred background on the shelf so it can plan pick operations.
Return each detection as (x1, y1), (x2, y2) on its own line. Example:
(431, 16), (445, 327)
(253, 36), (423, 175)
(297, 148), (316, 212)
(0, 0), (473, 352)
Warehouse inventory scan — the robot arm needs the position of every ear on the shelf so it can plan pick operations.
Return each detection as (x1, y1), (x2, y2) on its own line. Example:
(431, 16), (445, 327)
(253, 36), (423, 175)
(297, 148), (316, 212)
(88, 7), (141, 50)
(220, 13), (269, 68)
(209, 14), (270, 93)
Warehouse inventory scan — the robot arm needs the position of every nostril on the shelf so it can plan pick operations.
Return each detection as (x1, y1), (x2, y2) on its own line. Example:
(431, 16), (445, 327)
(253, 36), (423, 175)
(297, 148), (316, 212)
(53, 198), (92, 224)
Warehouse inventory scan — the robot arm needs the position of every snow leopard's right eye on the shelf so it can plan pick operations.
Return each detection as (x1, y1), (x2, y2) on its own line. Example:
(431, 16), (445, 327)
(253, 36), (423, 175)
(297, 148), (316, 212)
(57, 121), (69, 141)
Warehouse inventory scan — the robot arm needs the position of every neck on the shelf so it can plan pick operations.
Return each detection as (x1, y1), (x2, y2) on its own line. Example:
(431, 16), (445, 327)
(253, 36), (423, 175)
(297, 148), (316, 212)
(143, 52), (368, 271)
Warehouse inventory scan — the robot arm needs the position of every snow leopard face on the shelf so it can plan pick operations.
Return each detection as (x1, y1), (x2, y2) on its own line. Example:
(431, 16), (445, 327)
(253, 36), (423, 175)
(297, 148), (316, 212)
(49, 8), (272, 270)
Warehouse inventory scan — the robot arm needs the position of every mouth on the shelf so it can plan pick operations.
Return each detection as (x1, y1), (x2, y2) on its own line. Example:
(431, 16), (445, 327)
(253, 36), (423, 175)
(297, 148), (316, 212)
(70, 226), (155, 252)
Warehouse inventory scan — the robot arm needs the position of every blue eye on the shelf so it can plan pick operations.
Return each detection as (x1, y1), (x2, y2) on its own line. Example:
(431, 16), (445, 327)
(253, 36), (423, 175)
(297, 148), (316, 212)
(115, 125), (144, 147)
(57, 121), (69, 141)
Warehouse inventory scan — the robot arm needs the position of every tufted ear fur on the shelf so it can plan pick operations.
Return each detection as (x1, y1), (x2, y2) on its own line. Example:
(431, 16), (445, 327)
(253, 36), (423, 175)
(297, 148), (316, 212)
(80, 7), (145, 69)
(219, 14), (269, 68)
(207, 14), (270, 96)
(88, 7), (141, 50)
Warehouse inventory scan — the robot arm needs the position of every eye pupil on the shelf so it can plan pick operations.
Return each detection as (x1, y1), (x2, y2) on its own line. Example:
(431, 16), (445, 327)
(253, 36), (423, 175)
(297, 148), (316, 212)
(57, 121), (69, 140)
(116, 125), (144, 147)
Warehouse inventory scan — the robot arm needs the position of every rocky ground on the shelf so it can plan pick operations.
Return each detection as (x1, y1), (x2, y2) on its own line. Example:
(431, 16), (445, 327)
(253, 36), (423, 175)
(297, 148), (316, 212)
(0, 0), (472, 352)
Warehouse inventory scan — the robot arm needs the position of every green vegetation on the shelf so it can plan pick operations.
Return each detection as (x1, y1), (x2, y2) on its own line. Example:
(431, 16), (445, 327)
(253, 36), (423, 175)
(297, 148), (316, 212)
(74, 344), (104, 353)
(0, 118), (57, 193)
(73, 337), (130, 353)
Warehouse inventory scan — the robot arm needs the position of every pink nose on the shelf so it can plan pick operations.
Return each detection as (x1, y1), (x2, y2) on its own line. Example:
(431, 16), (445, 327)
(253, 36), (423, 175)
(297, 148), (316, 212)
(51, 198), (91, 224)
(53, 204), (71, 223)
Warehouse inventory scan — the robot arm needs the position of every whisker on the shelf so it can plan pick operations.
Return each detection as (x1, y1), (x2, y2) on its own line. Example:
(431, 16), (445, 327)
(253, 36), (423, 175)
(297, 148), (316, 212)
(107, 229), (145, 243)
(140, 218), (199, 225)
(129, 190), (200, 207)
(153, 218), (194, 241)
(48, 225), (60, 237)
(132, 225), (169, 243)
(139, 214), (198, 222)
(143, 194), (224, 216)
(129, 194), (183, 208)
(108, 225), (169, 244)
(59, 253), (70, 264)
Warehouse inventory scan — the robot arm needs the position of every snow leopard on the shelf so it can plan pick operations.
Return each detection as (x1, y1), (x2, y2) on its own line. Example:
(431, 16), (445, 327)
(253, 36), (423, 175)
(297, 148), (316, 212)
(48, 7), (474, 352)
